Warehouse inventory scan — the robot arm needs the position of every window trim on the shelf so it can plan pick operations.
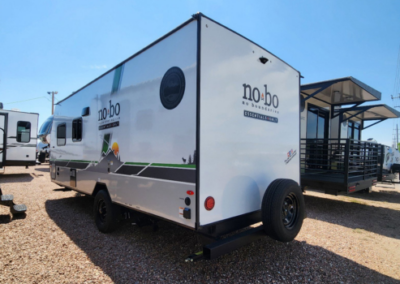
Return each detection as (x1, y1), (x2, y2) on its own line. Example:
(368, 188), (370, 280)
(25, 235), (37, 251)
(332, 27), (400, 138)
(347, 121), (361, 140)
(72, 118), (82, 142)
(57, 123), (66, 146)
(16, 121), (31, 143)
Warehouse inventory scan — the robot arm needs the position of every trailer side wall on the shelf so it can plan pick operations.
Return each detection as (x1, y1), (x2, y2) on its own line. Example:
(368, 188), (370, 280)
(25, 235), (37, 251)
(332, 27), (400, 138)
(51, 20), (198, 228)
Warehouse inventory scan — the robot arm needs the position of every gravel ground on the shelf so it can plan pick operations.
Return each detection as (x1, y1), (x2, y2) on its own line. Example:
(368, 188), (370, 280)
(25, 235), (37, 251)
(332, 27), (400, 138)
(0, 165), (399, 283)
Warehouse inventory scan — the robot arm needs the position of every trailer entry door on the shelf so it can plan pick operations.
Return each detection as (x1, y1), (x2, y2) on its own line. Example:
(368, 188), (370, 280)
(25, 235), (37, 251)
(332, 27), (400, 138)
(306, 105), (329, 170)
(0, 113), (7, 168)
(306, 104), (329, 139)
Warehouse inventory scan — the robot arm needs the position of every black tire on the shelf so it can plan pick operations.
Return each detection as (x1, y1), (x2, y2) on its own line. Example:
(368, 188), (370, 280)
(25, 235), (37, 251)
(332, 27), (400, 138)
(94, 190), (119, 233)
(261, 179), (305, 242)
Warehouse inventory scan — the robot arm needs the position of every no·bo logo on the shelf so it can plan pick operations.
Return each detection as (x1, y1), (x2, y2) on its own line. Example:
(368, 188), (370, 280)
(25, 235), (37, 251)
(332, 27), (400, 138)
(242, 84), (279, 108)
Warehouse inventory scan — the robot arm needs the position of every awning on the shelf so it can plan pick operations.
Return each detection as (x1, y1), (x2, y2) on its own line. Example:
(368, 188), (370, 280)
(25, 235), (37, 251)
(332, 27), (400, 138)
(334, 104), (400, 130)
(301, 77), (381, 106)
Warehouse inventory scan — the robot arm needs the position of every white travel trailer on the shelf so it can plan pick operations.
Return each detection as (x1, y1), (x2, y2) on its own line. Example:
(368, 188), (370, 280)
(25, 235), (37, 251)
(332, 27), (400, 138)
(48, 13), (304, 259)
(379, 145), (400, 181)
(0, 103), (39, 169)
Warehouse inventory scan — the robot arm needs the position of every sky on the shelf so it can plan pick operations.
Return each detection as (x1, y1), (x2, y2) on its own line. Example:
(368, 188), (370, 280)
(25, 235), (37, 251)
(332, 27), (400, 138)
(0, 0), (399, 146)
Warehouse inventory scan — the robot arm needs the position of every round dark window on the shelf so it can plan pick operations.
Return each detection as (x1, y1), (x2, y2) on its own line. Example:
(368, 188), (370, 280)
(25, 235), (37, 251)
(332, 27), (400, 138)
(160, 67), (186, 110)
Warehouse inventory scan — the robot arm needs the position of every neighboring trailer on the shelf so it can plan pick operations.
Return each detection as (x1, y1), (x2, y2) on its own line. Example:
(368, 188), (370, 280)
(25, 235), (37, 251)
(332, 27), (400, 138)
(300, 78), (400, 195)
(37, 116), (53, 163)
(301, 138), (380, 194)
(48, 13), (304, 258)
(0, 106), (39, 169)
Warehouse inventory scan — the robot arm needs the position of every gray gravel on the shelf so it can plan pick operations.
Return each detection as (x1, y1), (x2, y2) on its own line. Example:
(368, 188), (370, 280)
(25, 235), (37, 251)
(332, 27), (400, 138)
(0, 165), (399, 283)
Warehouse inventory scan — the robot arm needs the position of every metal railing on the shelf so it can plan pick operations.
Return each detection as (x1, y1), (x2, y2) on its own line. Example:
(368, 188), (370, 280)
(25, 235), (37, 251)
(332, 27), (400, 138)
(300, 139), (381, 184)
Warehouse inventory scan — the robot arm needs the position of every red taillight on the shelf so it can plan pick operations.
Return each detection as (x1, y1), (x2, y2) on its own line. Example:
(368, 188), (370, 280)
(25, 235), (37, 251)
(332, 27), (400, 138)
(348, 186), (356, 192)
(187, 190), (194, 196)
(205, 197), (215, 211)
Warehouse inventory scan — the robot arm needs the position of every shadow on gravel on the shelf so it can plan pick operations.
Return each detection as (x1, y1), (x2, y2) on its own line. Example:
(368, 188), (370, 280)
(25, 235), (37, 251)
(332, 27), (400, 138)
(45, 196), (398, 283)
(350, 188), (400, 204)
(0, 213), (25, 223)
(304, 195), (400, 240)
(0, 214), (11, 224)
(35, 168), (50, 172)
(53, 187), (72, 192)
(307, 188), (400, 204)
(0, 173), (33, 183)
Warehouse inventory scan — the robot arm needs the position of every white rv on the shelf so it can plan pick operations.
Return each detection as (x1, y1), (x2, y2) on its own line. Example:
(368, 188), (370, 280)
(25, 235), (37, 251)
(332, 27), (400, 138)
(0, 103), (39, 169)
(48, 13), (304, 259)
(37, 116), (53, 163)
(379, 145), (400, 182)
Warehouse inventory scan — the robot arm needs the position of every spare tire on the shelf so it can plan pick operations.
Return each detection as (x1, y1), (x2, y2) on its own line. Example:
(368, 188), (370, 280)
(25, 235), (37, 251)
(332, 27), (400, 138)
(261, 179), (305, 242)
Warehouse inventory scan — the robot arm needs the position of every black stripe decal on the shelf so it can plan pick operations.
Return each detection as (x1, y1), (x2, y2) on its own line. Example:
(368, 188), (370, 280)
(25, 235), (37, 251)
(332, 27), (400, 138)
(55, 161), (69, 167)
(67, 162), (89, 169)
(139, 167), (196, 183)
(115, 165), (145, 175)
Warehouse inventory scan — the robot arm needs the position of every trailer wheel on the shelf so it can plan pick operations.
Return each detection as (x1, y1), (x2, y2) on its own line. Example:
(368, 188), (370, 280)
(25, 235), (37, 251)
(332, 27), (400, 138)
(261, 179), (305, 242)
(94, 190), (118, 233)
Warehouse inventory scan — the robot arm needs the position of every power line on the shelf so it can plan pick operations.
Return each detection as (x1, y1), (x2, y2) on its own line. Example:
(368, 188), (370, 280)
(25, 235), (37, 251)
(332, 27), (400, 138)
(3, 96), (48, 105)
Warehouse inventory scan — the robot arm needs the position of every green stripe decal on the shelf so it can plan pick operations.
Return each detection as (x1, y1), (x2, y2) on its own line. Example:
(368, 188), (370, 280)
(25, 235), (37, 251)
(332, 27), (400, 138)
(51, 159), (195, 168)
(151, 163), (196, 169)
(125, 162), (150, 166)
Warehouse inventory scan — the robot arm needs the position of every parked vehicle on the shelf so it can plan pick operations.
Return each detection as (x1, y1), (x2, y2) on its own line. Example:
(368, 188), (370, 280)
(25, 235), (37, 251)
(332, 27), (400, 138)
(0, 103), (39, 169)
(37, 116), (53, 164)
(46, 13), (304, 259)
(36, 141), (49, 164)
(378, 145), (400, 182)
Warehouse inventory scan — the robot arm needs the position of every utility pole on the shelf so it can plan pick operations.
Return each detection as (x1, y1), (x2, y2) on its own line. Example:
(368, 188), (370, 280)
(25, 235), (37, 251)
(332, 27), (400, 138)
(391, 94), (400, 148)
(47, 91), (58, 114)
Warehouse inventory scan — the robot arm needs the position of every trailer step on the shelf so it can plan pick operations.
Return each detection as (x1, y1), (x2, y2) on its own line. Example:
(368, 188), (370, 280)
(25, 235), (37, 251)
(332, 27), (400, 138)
(0, 194), (14, 205)
(11, 204), (27, 215)
(185, 225), (266, 261)
(0, 186), (27, 215)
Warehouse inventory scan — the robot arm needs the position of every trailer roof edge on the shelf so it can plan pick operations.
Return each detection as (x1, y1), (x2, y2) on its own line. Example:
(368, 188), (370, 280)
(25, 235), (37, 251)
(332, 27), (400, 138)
(58, 13), (301, 105)
(57, 16), (197, 105)
(0, 109), (39, 115)
(340, 103), (400, 121)
(197, 13), (301, 75)
(301, 76), (381, 100)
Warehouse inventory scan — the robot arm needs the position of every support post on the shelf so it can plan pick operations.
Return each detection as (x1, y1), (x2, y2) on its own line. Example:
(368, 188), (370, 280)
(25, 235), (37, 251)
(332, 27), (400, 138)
(344, 139), (350, 187)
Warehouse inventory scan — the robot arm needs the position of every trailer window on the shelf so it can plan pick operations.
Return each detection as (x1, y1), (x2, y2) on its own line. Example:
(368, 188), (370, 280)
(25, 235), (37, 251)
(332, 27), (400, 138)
(17, 121), (31, 143)
(39, 116), (53, 136)
(57, 124), (66, 146)
(348, 121), (361, 140)
(72, 118), (82, 142)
